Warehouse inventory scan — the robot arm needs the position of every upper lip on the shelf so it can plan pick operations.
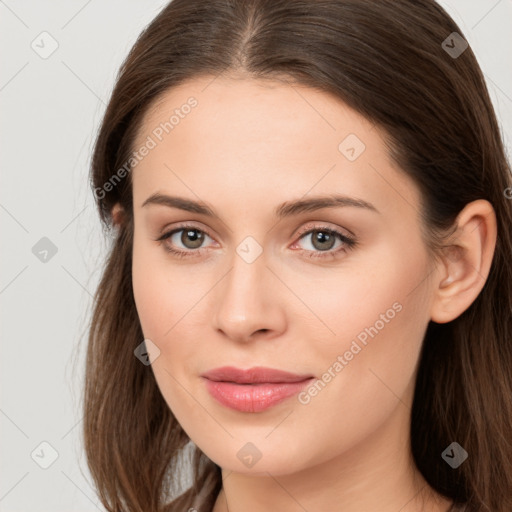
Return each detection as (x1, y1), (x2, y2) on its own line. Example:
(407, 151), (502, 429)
(201, 366), (314, 384)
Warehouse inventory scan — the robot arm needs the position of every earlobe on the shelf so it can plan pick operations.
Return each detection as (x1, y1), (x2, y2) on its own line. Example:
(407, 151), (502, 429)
(430, 199), (497, 324)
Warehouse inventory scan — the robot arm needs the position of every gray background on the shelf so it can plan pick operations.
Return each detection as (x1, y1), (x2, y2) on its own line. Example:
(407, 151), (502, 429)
(1, 0), (511, 510)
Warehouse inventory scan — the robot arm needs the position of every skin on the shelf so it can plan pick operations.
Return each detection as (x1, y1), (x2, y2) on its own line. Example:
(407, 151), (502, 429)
(117, 73), (496, 511)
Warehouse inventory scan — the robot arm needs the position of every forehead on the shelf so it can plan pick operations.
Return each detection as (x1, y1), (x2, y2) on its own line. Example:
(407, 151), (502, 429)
(131, 75), (421, 222)
(135, 74), (374, 155)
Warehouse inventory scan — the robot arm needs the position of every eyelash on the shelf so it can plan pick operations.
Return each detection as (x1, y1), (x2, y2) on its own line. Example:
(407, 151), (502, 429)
(155, 223), (358, 261)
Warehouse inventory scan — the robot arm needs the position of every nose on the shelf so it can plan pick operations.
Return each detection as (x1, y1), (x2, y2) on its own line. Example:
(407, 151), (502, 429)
(212, 246), (287, 343)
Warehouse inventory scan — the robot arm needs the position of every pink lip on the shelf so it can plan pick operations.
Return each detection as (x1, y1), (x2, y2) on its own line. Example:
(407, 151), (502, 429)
(201, 366), (315, 413)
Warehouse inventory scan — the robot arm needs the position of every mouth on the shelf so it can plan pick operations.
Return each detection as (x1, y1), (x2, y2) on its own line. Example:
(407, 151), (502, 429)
(200, 366), (315, 412)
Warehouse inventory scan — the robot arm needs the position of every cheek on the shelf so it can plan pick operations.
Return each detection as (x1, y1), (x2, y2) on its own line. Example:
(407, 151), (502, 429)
(131, 240), (202, 418)
(280, 239), (430, 354)
(295, 300), (426, 467)
(132, 232), (199, 340)
(131, 235), (215, 419)
(294, 245), (431, 437)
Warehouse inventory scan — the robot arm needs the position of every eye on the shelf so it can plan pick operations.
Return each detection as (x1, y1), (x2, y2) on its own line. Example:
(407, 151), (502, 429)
(291, 225), (357, 260)
(155, 224), (215, 259)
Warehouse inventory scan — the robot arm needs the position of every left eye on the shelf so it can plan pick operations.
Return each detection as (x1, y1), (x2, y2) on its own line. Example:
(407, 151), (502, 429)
(291, 227), (357, 259)
(295, 228), (348, 252)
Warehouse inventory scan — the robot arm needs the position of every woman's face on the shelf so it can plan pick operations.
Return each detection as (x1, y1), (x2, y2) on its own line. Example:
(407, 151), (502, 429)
(130, 75), (439, 475)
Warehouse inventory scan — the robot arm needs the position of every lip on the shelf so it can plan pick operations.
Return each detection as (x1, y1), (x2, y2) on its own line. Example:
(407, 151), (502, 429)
(201, 366), (315, 413)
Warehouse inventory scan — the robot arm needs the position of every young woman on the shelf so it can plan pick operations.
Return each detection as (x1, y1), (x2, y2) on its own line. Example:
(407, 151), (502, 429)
(83, 1), (512, 510)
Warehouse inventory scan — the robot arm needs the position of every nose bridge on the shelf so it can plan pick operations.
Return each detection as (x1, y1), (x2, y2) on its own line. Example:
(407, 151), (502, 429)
(213, 238), (283, 340)
(221, 242), (268, 318)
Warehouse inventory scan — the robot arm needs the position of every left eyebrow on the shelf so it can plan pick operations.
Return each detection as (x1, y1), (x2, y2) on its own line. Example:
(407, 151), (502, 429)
(141, 193), (379, 218)
(274, 194), (379, 218)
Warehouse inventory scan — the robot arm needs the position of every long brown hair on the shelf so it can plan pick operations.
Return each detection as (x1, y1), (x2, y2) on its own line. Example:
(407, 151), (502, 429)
(84, 1), (512, 510)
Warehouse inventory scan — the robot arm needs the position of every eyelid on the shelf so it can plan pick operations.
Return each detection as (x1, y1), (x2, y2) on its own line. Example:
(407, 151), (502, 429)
(157, 220), (212, 236)
(293, 221), (355, 240)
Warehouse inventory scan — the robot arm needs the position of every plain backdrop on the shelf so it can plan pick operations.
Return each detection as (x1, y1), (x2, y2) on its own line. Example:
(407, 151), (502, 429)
(1, 0), (511, 510)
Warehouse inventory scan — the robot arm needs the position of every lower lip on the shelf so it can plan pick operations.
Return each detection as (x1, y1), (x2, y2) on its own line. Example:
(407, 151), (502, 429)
(203, 377), (314, 412)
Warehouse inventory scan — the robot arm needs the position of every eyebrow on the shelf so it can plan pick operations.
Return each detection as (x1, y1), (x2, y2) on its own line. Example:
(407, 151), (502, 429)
(141, 193), (379, 218)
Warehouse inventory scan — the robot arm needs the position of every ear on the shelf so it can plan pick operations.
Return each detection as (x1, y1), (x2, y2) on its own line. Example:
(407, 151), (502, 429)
(111, 202), (125, 227)
(430, 199), (497, 324)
